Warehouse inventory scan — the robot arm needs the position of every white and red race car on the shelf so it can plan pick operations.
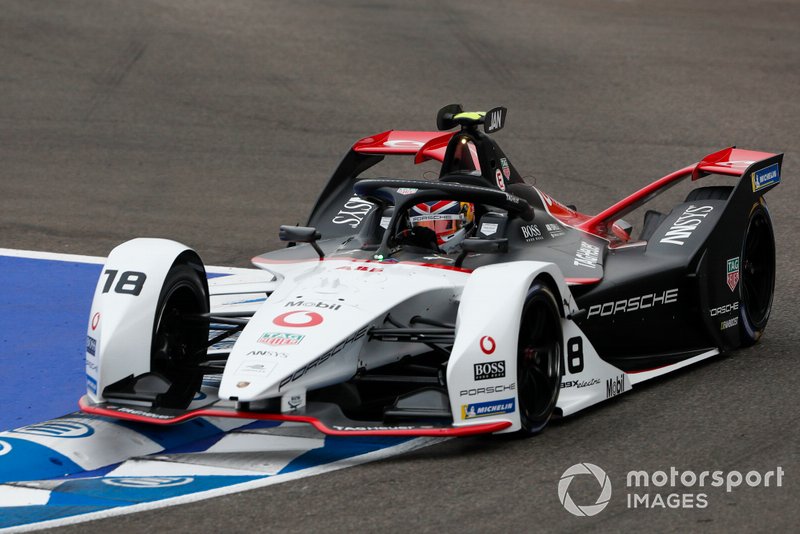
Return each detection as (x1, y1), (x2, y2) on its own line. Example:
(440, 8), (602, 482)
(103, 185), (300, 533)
(80, 105), (780, 436)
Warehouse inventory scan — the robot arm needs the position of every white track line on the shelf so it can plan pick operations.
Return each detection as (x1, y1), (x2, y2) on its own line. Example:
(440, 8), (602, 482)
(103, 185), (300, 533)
(0, 248), (259, 275)
(1, 437), (443, 534)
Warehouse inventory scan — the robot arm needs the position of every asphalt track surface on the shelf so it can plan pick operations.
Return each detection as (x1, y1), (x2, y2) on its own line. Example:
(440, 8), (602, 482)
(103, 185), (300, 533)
(2, 0), (798, 532)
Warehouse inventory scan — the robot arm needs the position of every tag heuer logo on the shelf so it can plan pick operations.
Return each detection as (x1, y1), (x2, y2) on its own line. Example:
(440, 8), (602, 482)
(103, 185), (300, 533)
(258, 332), (304, 346)
(726, 257), (740, 292)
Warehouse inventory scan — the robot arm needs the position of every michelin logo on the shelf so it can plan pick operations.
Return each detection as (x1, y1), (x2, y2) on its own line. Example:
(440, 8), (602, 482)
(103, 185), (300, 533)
(461, 398), (515, 419)
(751, 163), (780, 192)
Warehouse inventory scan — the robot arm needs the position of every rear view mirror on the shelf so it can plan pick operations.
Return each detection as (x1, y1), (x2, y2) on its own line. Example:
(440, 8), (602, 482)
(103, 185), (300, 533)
(279, 225), (320, 243)
(279, 225), (324, 259)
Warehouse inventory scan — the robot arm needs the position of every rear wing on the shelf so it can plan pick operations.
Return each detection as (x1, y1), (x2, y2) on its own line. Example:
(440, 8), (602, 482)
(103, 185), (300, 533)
(352, 130), (454, 163)
(580, 147), (782, 234)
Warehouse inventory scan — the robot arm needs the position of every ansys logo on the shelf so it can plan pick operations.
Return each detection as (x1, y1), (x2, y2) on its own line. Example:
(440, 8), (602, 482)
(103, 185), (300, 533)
(558, 463), (612, 517)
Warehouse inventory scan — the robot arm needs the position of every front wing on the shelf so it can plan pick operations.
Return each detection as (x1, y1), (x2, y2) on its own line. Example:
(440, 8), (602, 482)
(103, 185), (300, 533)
(78, 396), (510, 437)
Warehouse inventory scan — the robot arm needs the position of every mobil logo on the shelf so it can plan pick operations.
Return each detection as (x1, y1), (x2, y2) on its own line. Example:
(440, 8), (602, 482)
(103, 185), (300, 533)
(12, 419), (95, 439)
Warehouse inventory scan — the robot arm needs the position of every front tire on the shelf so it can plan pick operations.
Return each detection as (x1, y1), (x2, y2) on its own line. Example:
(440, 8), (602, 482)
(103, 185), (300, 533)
(739, 203), (775, 346)
(151, 262), (209, 408)
(517, 282), (563, 435)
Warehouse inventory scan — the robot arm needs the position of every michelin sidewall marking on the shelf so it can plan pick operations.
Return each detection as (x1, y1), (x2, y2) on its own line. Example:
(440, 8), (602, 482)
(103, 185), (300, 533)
(558, 463), (612, 517)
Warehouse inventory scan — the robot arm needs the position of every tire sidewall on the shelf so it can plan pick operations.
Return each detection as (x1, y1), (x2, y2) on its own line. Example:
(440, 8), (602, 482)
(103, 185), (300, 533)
(739, 203), (775, 346)
(517, 282), (563, 435)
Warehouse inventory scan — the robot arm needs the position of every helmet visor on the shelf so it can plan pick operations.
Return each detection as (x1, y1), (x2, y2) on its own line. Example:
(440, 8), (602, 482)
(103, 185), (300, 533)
(408, 214), (461, 239)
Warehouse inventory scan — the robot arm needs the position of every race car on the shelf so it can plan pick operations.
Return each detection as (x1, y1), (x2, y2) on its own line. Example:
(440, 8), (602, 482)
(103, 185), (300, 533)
(79, 104), (780, 436)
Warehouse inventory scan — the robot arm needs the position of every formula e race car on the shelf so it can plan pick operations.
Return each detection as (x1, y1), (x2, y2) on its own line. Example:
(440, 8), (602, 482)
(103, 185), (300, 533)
(80, 105), (781, 436)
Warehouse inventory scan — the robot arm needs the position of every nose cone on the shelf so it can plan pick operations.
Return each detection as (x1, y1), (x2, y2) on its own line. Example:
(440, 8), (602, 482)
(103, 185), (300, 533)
(218, 259), (466, 403)
(219, 299), (368, 402)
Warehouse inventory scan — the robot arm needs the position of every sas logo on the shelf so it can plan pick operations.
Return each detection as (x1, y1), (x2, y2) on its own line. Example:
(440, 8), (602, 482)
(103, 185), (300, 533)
(12, 420), (95, 439)
(751, 163), (780, 192)
(332, 196), (374, 228)
(727, 257), (740, 292)
(103, 477), (194, 488)
(258, 332), (305, 346)
(474, 360), (506, 381)
(86, 336), (97, 356)
(461, 398), (516, 419)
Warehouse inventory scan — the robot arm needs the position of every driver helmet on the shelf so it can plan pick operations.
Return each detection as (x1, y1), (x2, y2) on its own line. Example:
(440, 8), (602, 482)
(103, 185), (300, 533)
(408, 200), (475, 251)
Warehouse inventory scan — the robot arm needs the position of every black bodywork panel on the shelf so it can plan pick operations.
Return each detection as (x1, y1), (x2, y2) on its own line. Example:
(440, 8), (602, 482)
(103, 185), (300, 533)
(267, 121), (782, 373)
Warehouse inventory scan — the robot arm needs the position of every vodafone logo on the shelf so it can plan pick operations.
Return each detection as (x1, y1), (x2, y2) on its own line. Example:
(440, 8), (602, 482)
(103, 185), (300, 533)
(273, 311), (323, 328)
(383, 139), (424, 149)
(495, 169), (506, 191)
(480, 336), (496, 355)
(91, 312), (100, 330)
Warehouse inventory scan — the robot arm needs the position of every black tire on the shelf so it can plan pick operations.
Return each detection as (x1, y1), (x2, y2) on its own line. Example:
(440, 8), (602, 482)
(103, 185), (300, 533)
(151, 262), (209, 408)
(685, 186), (733, 202)
(739, 203), (775, 346)
(516, 282), (563, 435)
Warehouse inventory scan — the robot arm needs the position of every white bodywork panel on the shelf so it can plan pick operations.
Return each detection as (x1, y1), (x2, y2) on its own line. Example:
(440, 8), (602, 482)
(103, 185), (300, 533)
(447, 261), (628, 433)
(218, 259), (467, 402)
(86, 238), (200, 402)
(88, 240), (711, 433)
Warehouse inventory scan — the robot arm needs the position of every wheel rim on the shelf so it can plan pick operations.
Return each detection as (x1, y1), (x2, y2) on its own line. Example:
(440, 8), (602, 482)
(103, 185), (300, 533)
(741, 208), (775, 329)
(518, 292), (562, 425)
(152, 281), (206, 375)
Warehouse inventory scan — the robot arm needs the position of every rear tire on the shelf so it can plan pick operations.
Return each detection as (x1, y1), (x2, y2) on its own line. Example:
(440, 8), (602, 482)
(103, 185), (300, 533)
(151, 262), (209, 408)
(516, 282), (562, 435)
(739, 204), (775, 346)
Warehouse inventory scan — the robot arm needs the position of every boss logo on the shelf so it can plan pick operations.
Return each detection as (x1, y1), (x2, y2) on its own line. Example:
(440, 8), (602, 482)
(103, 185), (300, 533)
(474, 360), (506, 381)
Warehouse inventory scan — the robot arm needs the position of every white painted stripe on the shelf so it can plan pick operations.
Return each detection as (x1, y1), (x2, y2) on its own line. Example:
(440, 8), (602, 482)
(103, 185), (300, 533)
(0, 248), (105, 264)
(627, 349), (720, 385)
(0, 247), (261, 275)
(107, 432), (326, 477)
(0, 486), (51, 507)
(106, 459), (268, 477)
(0, 437), (444, 533)
(205, 432), (324, 455)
